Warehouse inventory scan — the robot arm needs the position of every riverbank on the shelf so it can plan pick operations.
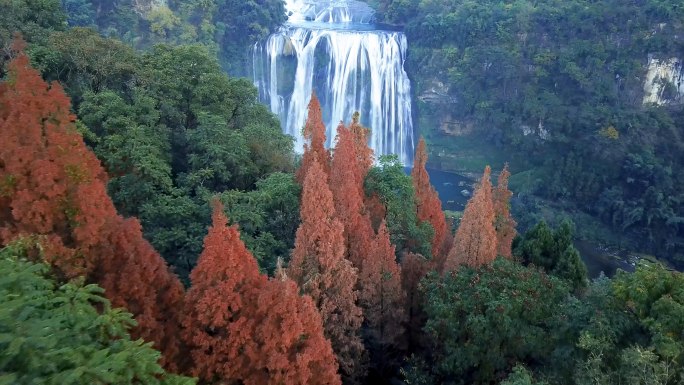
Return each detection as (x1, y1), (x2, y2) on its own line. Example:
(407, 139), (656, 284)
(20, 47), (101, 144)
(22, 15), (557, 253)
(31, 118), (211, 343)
(420, 166), (679, 278)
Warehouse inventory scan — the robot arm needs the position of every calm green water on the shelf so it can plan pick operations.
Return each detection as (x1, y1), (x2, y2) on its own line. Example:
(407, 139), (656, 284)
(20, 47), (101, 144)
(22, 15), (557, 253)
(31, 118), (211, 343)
(404, 167), (474, 212)
(411, 167), (638, 278)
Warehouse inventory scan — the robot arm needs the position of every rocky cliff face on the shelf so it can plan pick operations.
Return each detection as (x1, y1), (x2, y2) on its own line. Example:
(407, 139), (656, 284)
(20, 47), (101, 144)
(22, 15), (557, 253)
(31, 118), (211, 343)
(133, 0), (167, 16)
(642, 56), (684, 105)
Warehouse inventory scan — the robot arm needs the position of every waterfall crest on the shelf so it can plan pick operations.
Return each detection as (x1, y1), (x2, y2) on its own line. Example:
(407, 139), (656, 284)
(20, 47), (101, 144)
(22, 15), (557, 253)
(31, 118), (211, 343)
(253, 1), (415, 164)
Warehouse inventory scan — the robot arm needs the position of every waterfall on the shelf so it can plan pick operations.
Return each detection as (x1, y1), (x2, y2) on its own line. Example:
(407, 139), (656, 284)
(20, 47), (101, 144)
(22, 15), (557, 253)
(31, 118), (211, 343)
(252, 0), (415, 164)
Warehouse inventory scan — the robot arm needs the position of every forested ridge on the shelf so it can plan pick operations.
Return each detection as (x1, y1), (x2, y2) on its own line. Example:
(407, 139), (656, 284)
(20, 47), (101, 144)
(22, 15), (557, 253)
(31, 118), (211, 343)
(2, 0), (684, 384)
(371, 0), (684, 268)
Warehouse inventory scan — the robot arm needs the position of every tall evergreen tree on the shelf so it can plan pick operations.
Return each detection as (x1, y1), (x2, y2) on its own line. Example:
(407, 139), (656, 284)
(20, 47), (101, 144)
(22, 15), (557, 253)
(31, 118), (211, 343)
(348, 111), (374, 177)
(0, 43), (117, 278)
(183, 200), (340, 384)
(289, 158), (366, 381)
(330, 122), (373, 270)
(411, 137), (447, 258)
(296, 92), (331, 184)
(95, 217), (186, 372)
(359, 220), (406, 346)
(0, 44), (185, 371)
(493, 164), (517, 258)
(445, 166), (497, 272)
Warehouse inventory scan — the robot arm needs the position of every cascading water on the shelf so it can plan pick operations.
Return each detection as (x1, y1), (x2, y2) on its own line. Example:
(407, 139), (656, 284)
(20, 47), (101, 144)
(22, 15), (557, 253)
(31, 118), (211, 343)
(252, 0), (415, 164)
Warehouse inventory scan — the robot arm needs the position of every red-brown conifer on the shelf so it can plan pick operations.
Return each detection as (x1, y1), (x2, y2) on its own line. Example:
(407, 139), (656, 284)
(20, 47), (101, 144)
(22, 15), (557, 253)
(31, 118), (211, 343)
(241, 277), (341, 385)
(330, 122), (373, 269)
(0, 47), (186, 371)
(411, 137), (447, 258)
(184, 200), (340, 384)
(493, 164), (517, 258)
(0, 49), (117, 277)
(433, 217), (454, 274)
(445, 166), (497, 272)
(96, 217), (186, 372)
(359, 220), (406, 346)
(349, 112), (374, 177)
(296, 92), (331, 184)
(289, 158), (366, 380)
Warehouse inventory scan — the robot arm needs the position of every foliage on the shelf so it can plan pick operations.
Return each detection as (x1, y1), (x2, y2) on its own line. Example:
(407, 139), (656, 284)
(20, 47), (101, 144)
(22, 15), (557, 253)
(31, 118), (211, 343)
(72, 42), (295, 281)
(412, 136), (447, 260)
(61, 0), (94, 27)
(182, 200), (340, 384)
(365, 154), (434, 259)
(296, 92), (331, 184)
(422, 257), (570, 384)
(493, 164), (517, 258)
(288, 158), (366, 381)
(330, 121), (374, 271)
(373, 0), (684, 265)
(0, 239), (195, 384)
(216, 172), (300, 275)
(0, 48), (118, 278)
(359, 221), (406, 379)
(514, 219), (588, 291)
(0, 0), (66, 77)
(445, 166), (497, 271)
(0, 49), (186, 371)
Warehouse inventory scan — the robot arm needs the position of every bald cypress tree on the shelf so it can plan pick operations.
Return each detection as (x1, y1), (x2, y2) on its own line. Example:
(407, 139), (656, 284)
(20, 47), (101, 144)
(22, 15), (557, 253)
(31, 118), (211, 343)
(296, 92), (331, 184)
(0, 45), (185, 371)
(493, 164), (517, 259)
(183, 200), (340, 384)
(330, 122), (373, 270)
(411, 137), (447, 258)
(445, 166), (497, 272)
(289, 158), (366, 381)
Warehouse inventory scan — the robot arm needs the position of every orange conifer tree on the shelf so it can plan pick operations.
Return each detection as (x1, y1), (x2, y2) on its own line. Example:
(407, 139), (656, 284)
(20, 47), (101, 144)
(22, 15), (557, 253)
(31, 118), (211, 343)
(349, 112), (374, 177)
(0, 46), (117, 278)
(242, 277), (341, 385)
(330, 122), (373, 269)
(492, 164), (517, 258)
(96, 217), (186, 372)
(0, 45), (186, 371)
(296, 92), (331, 184)
(445, 166), (497, 272)
(184, 200), (340, 384)
(433, 217), (454, 274)
(359, 220), (406, 346)
(289, 158), (366, 380)
(411, 137), (447, 258)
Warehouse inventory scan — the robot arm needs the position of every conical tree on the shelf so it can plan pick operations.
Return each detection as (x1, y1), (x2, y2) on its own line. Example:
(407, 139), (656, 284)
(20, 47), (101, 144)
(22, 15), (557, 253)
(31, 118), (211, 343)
(493, 164), (517, 258)
(95, 217), (186, 372)
(0, 45), (117, 278)
(330, 122), (373, 269)
(0, 45), (185, 371)
(349, 111), (374, 177)
(412, 137), (447, 258)
(241, 276), (341, 385)
(184, 200), (340, 384)
(433, 217), (454, 274)
(359, 220), (406, 346)
(289, 158), (366, 380)
(296, 92), (331, 184)
(445, 166), (497, 272)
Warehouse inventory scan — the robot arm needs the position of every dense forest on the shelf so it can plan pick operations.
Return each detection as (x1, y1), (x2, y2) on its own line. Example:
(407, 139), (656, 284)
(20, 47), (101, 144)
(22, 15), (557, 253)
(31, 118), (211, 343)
(2, 0), (684, 384)
(371, 0), (684, 267)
